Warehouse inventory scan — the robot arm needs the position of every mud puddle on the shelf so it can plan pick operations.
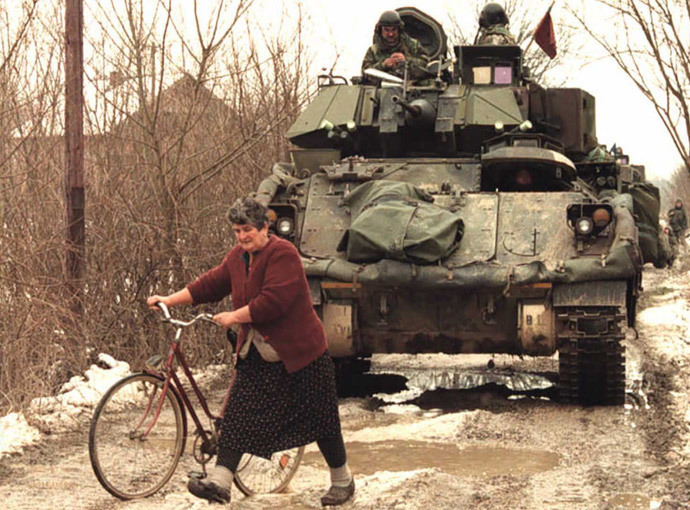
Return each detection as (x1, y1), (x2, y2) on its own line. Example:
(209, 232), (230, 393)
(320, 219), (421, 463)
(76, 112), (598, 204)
(302, 440), (560, 478)
(374, 366), (556, 394)
(340, 358), (558, 409)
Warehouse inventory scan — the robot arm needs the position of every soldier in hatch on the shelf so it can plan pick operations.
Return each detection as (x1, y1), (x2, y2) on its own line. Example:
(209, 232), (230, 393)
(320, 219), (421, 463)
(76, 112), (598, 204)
(361, 10), (429, 82)
(477, 3), (517, 45)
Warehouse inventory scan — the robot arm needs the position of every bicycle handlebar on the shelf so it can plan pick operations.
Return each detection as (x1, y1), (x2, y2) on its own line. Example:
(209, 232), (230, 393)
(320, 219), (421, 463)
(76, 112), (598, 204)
(154, 301), (172, 319)
(153, 301), (217, 328)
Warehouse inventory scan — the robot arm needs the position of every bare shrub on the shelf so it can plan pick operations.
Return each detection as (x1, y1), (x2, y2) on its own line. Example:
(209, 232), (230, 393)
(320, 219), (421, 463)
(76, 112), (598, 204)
(666, 165), (690, 213)
(0, 0), (314, 413)
(0, 1), (73, 411)
(571, 0), (690, 171)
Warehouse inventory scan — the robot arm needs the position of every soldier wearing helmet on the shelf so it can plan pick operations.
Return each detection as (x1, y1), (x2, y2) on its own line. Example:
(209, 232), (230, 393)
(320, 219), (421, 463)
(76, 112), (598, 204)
(477, 3), (517, 45)
(361, 10), (429, 82)
(668, 198), (688, 253)
(662, 225), (677, 267)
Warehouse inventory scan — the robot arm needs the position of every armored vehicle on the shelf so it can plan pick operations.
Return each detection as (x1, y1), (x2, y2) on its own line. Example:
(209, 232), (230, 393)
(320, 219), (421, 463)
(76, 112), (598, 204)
(253, 8), (662, 405)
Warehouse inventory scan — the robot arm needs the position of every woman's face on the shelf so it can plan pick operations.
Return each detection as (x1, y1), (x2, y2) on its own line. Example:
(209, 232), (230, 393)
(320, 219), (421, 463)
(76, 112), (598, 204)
(233, 223), (269, 253)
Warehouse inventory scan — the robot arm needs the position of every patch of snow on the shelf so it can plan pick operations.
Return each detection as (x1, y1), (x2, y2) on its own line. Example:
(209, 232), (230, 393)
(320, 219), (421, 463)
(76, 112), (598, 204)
(380, 404), (422, 415)
(638, 296), (690, 362)
(28, 353), (131, 434)
(352, 468), (469, 510)
(358, 468), (432, 494)
(347, 411), (476, 443)
(335, 399), (371, 418)
(376, 388), (423, 403)
(0, 412), (40, 458)
(1, 353), (132, 457)
(638, 300), (688, 328)
(372, 353), (554, 394)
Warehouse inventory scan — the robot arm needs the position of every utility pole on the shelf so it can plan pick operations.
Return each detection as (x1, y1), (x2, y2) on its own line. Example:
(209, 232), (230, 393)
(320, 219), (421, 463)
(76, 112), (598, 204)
(65, 0), (84, 315)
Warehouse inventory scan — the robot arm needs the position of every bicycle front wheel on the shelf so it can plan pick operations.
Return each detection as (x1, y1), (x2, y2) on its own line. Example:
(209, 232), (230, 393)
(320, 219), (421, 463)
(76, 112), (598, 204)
(234, 445), (305, 496)
(89, 373), (185, 500)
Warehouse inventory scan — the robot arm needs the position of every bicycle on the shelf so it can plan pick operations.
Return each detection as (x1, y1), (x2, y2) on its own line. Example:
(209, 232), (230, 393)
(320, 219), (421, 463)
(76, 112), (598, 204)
(88, 302), (304, 500)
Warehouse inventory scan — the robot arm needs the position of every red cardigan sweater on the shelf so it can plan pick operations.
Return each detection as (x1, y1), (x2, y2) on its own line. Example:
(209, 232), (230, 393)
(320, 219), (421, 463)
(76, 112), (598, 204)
(186, 236), (327, 373)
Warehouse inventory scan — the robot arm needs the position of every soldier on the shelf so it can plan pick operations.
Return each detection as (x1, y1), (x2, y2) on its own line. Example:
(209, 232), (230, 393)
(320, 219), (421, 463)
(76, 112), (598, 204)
(668, 198), (687, 253)
(477, 3), (517, 45)
(662, 226), (677, 267)
(361, 10), (429, 82)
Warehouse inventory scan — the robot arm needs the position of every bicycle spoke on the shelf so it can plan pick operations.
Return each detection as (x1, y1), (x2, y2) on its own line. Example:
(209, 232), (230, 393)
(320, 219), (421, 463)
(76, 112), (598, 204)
(89, 374), (185, 500)
(234, 446), (304, 495)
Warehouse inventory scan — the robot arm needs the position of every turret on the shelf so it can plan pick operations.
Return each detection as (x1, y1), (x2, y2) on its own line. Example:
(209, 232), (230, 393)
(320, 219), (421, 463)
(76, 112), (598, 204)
(285, 8), (598, 169)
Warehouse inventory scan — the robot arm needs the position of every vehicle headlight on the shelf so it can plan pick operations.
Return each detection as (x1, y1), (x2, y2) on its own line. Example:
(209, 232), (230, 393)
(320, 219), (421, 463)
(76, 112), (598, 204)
(592, 207), (611, 228)
(276, 217), (294, 236)
(575, 217), (594, 236)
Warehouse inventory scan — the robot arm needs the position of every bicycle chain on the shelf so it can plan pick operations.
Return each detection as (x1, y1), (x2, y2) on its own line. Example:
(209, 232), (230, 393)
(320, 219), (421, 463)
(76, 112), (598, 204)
(556, 306), (626, 406)
(192, 428), (218, 477)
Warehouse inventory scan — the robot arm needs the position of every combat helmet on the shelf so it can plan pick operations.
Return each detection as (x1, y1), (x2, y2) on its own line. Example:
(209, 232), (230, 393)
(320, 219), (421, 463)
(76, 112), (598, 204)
(479, 3), (509, 28)
(377, 10), (405, 30)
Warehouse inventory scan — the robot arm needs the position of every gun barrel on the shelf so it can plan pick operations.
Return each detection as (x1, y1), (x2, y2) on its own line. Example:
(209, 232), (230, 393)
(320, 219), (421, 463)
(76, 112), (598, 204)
(391, 95), (422, 117)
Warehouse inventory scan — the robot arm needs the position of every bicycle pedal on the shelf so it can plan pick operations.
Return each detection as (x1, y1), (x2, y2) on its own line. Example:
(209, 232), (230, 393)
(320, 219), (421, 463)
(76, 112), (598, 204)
(188, 470), (206, 480)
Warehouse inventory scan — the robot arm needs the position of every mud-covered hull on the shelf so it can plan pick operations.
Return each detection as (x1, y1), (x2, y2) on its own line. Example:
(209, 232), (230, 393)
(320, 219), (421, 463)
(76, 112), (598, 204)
(287, 157), (640, 360)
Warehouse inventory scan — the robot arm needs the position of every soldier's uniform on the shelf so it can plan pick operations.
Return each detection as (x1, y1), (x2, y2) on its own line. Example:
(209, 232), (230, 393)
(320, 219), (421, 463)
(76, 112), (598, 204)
(478, 25), (517, 45)
(668, 200), (688, 252)
(477, 3), (516, 46)
(361, 12), (428, 82)
(660, 227), (676, 268)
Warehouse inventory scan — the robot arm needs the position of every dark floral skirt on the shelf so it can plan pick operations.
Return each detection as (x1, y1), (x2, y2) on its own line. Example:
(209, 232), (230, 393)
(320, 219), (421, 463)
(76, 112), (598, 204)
(218, 345), (342, 459)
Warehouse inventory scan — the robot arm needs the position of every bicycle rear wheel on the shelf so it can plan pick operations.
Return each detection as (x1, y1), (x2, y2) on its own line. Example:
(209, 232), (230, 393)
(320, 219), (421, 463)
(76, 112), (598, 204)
(89, 373), (185, 499)
(234, 446), (305, 496)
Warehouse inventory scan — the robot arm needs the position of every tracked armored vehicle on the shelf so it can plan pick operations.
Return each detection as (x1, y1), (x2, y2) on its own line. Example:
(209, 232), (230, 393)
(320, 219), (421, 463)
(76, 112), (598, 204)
(254, 8), (661, 405)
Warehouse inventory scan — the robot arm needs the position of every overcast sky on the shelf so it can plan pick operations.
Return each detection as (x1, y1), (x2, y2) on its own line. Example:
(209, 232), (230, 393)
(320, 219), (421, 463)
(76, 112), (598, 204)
(257, 0), (683, 181)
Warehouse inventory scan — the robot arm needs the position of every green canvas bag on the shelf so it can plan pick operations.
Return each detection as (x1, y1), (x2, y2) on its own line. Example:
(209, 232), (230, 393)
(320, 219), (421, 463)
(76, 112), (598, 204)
(628, 182), (661, 264)
(338, 180), (464, 264)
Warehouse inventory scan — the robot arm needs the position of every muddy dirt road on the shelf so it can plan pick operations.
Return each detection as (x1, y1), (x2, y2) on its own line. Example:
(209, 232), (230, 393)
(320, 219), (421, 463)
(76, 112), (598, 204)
(1, 266), (689, 509)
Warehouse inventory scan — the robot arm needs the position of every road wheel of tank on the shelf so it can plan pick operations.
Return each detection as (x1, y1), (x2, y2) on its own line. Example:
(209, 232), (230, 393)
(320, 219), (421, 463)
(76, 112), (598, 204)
(556, 306), (626, 406)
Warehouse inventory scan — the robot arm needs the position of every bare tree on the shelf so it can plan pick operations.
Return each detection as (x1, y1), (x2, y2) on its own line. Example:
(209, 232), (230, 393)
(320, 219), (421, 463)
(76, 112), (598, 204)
(1, 0), (314, 414)
(665, 163), (690, 212)
(0, 1), (70, 412)
(571, 0), (690, 170)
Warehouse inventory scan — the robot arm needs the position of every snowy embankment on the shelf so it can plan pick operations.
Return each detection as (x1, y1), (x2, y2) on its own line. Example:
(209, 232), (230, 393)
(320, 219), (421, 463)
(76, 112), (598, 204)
(0, 353), (130, 458)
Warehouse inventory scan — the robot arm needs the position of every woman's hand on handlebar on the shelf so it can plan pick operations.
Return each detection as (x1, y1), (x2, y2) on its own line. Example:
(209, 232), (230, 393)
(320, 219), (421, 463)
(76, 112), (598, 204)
(213, 311), (238, 330)
(147, 295), (170, 310)
(146, 288), (193, 311)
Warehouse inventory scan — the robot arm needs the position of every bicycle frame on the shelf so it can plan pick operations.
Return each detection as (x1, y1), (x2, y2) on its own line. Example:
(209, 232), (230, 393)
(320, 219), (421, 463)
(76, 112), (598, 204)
(139, 303), (234, 458)
(89, 302), (305, 499)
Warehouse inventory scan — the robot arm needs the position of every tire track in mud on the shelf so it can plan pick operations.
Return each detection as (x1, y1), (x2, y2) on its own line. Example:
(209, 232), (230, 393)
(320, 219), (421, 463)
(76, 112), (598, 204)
(634, 265), (690, 507)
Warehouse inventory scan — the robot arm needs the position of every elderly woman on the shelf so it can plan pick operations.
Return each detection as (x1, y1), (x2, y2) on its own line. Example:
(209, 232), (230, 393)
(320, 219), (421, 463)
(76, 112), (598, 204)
(146, 197), (354, 506)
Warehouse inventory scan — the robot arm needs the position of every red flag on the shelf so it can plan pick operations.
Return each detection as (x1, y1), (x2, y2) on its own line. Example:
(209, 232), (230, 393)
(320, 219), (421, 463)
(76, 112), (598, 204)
(533, 10), (557, 59)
